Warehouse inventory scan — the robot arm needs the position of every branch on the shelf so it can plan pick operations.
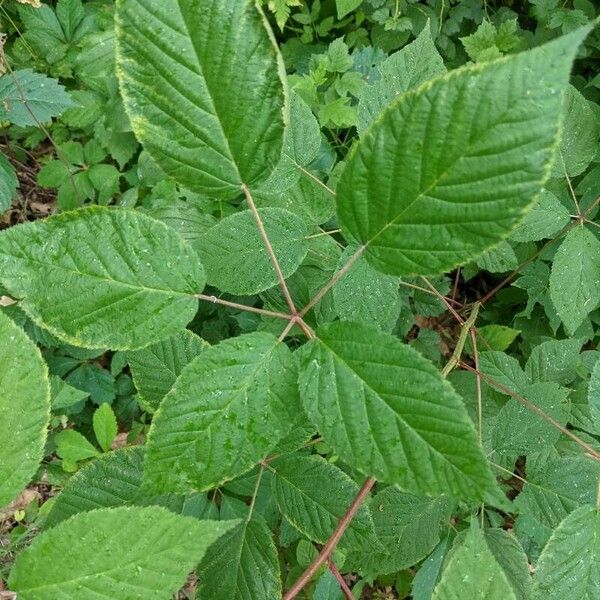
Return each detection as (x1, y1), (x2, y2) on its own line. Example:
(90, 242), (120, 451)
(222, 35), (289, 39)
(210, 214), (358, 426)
(298, 245), (366, 318)
(283, 477), (376, 600)
(195, 293), (291, 320)
(328, 559), (354, 600)
(459, 362), (600, 462)
(242, 184), (297, 316)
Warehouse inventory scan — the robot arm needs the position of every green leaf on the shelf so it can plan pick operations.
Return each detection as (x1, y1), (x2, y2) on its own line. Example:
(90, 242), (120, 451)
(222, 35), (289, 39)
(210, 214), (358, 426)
(465, 324), (520, 354)
(332, 245), (400, 330)
(432, 524), (517, 600)
(514, 456), (600, 529)
(346, 486), (452, 577)
(590, 359), (600, 433)
(116, 0), (286, 198)
(525, 338), (581, 385)
(412, 540), (449, 600)
(357, 26), (446, 135)
(9, 505), (237, 599)
(44, 447), (217, 529)
(196, 208), (309, 295)
(0, 69), (74, 126)
(337, 29), (590, 276)
(552, 85), (600, 178)
(284, 91), (321, 168)
(532, 505), (600, 600)
(196, 514), (280, 600)
(0, 310), (50, 508)
(491, 381), (569, 460)
(37, 160), (71, 188)
(336, 0), (362, 19)
(476, 241), (519, 273)
(92, 403), (118, 452)
(510, 189), (570, 242)
(297, 321), (499, 501)
(0, 206), (206, 350)
(550, 226), (600, 335)
(55, 429), (100, 463)
(144, 332), (300, 493)
(127, 329), (208, 412)
(271, 455), (380, 551)
(0, 154), (18, 213)
(50, 376), (89, 412)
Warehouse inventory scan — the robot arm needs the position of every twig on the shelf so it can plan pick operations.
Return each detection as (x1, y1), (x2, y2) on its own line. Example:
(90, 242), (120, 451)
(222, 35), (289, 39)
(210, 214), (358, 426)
(328, 559), (354, 600)
(421, 276), (465, 324)
(195, 293), (292, 320)
(441, 303), (479, 377)
(242, 184), (297, 316)
(282, 477), (376, 600)
(296, 163), (336, 197)
(459, 362), (600, 462)
(298, 245), (366, 318)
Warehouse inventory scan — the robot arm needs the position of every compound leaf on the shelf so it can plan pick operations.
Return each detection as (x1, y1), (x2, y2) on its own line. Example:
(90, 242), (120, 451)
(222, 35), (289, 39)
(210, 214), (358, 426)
(9, 505), (237, 600)
(297, 321), (499, 501)
(116, 0), (286, 198)
(337, 28), (591, 276)
(0, 310), (50, 508)
(0, 206), (205, 350)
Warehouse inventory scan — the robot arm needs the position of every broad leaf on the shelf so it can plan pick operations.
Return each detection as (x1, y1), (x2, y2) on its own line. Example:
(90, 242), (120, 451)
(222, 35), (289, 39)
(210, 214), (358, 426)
(271, 455), (380, 551)
(44, 447), (217, 528)
(116, 0), (286, 198)
(196, 514), (280, 600)
(525, 338), (581, 385)
(144, 332), (300, 493)
(196, 208), (309, 295)
(346, 486), (453, 577)
(127, 329), (208, 412)
(514, 456), (600, 529)
(0, 154), (18, 213)
(590, 359), (600, 433)
(92, 403), (117, 452)
(550, 226), (600, 334)
(332, 245), (401, 331)
(0, 206), (205, 350)
(533, 505), (600, 600)
(485, 529), (531, 600)
(357, 25), (446, 135)
(0, 69), (74, 126)
(0, 310), (50, 508)
(9, 506), (236, 599)
(297, 321), (499, 501)
(432, 524), (517, 600)
(337, 29), (590, 276)
(510, 189), (570, 242)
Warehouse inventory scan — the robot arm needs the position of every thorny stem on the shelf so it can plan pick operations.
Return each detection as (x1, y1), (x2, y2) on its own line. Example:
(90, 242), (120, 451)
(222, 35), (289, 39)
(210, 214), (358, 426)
(298, 245), (366, 318)
(282, 477), (376, 600)
(195, 293), (292, 321)
(459, 362), (600, 462)
(328, 559), (354, 600)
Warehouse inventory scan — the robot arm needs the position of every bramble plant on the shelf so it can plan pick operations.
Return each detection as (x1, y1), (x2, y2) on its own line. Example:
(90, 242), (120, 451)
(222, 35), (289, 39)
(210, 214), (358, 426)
(0, 0), (600, 599)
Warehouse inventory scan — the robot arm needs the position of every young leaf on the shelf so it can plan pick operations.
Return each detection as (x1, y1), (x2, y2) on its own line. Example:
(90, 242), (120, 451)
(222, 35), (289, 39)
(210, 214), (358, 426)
(0, 206), (206, 350)
(357, 25), (446, 135)
(55, 429), (100, 464)
(196, 514), (280, 600)
(532, 505), (600, 600)
(127, 329), (208, 412)
(550, 226), (600, 335)
(144, 332), (300, 493)
(337, 28), (591, 276)
(92, 403), (118, 452)
(44, 447), (217, 529)
(196, 208), (309, 295)
(9, 506), (237, 599)
(271, 454), (381, 551)
(432, 524), (517, 600)
(116, 0), (286, 198)
(297, 321), (499, 501)
(0, 69), (74, 126)
(0, 310), (50, 508)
